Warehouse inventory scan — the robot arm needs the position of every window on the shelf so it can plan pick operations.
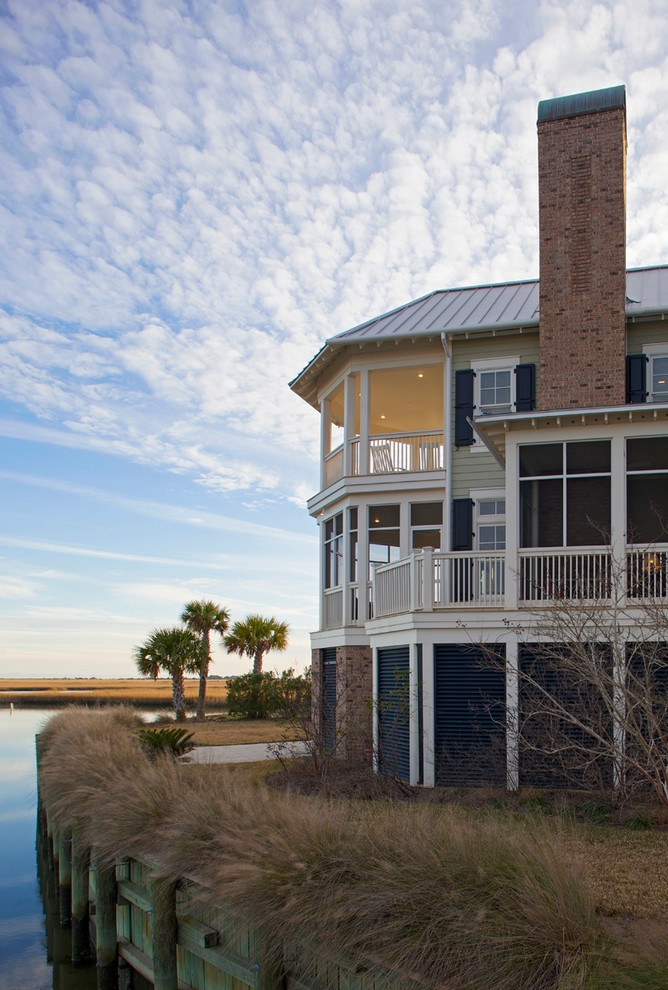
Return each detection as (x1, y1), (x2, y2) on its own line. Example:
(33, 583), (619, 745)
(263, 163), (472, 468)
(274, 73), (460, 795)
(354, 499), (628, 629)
(520, 441), (611, 548)
(348, 507), (358, 581)
(642, 345), (668, 403)
(479, 369), (512, 414)
(627, 437), (668, 543)
(410, 502), (442, 549)
(650, 355), (668, 402)
(476, 498), (506, 551)
(324, 513), (343, 588)
(472, 356), (519, 417)
(369, 504), (400, 576)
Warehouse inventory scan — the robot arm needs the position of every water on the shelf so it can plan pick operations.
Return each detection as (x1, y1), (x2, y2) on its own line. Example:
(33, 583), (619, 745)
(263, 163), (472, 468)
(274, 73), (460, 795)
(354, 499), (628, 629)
(0, 708), (98, 990)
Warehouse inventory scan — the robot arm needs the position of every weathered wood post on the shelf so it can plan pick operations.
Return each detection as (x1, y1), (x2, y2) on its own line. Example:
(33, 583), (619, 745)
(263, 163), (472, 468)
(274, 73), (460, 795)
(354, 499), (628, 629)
(150, 875), (178, 990)
(71, 824), (91, 963)
(58, 829), (72, 926)
(92, 847), (118, 990)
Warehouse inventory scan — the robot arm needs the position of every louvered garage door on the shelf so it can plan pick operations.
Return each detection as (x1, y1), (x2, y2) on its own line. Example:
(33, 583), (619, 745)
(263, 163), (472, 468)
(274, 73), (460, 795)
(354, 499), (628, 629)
(519, 644), (613, 790)
(377, 646), (410, 781)
(434, 644), (505, 786)
(322, 649), (337, 754)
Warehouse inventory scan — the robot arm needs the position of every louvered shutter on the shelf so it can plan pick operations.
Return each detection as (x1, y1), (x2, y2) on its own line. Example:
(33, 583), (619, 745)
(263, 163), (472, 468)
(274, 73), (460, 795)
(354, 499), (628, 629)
(514, 363), (536, 411)
(626, 354), (647, 404)
(452, 498), (473, 551)
(434, 643), (506, 786)
(322, 649), (336, 754)
(455, 369), (475, 446)
(377, 646), (410, 782)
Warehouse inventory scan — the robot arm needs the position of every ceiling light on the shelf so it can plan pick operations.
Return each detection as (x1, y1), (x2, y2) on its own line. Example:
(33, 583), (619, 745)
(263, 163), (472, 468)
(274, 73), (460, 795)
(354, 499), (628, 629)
(380, 414), (385, 419)
(417, 372), (424, 378)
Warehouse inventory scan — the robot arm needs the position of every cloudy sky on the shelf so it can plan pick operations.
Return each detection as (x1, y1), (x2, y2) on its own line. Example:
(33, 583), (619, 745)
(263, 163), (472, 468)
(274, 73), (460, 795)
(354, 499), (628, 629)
(2, 0), (668, 678)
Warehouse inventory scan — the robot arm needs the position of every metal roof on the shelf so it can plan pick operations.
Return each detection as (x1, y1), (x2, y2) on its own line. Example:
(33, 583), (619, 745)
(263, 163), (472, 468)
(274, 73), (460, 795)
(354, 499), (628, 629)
(289, 265), (668, 404)
(537, 85), (626, 124)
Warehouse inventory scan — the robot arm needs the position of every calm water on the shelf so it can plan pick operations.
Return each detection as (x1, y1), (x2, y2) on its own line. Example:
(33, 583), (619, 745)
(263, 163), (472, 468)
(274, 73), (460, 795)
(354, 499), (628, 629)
(0, 708), (97, 990)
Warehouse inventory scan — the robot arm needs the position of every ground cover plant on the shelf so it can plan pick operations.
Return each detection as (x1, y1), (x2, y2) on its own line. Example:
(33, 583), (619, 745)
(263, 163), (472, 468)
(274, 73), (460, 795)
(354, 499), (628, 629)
(37, 708), (668, 990)
(0, 677), (229, 707)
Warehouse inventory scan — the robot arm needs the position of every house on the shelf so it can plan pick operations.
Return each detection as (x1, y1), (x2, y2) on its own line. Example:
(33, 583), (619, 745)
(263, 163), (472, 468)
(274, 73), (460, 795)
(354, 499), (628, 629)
(289, 85), (668, 788)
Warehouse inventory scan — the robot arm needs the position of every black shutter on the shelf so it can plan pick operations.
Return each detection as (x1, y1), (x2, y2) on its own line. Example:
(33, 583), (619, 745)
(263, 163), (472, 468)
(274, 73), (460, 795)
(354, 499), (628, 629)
(455, 369), (474, 446)
(626, 354), (647, 404)
(452, 498), (473, 551)
(514, 363), (536, 411)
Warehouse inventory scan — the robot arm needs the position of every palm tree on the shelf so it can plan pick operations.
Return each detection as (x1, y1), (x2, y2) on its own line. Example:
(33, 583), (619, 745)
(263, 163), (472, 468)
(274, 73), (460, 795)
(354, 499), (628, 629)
(224, 614), (289, 674)
(134, 627), (201, 721)
(180, 599), (230, 719)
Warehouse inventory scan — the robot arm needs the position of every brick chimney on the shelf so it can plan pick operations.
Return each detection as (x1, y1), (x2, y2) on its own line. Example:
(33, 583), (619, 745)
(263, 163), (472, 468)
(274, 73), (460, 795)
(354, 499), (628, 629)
(537, 86), (627, 409)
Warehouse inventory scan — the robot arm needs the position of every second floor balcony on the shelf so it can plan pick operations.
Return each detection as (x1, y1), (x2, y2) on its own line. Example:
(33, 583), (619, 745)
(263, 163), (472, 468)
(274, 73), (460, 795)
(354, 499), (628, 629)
(323, 430), (445, 488)
(371, 545), (668, 619)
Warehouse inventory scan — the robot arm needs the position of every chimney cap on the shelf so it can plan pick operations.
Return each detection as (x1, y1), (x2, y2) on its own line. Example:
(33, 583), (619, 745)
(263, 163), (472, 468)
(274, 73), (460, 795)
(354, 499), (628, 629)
(537, 85), (626, 123)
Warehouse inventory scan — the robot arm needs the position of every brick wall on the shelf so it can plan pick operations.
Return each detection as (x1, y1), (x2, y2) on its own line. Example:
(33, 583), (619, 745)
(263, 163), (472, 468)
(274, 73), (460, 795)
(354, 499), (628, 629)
(538, 102), (627, 409)
(336, 645), (373, 760)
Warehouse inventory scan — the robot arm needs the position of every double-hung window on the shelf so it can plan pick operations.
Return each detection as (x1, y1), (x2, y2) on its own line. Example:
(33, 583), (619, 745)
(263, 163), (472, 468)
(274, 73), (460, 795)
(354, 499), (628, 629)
(324, 512), (343, 589)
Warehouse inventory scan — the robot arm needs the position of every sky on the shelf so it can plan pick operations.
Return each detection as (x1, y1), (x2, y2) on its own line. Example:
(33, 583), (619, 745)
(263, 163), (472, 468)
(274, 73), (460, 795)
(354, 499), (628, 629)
(2, 0), (668, 678)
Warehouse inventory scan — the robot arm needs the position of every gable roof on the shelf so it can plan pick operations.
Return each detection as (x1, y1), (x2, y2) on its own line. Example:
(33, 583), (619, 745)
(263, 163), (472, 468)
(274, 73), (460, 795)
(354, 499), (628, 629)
(290, 265), (668, 405)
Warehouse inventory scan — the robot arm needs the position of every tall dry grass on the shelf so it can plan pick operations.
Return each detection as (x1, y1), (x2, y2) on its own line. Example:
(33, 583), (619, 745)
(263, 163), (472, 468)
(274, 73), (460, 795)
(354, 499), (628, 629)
(38, 709), (617, 990)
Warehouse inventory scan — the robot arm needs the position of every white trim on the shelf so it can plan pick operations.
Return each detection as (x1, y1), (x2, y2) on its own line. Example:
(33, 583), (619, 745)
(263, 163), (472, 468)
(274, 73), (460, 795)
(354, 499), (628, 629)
(470, 355), (520, 451)
(643, 343), (668, 403)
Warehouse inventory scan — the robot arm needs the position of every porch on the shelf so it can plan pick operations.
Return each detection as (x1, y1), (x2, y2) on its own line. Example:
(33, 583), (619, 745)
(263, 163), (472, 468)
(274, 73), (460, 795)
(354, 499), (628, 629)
(370, 546), (668, 618)
(323, 430), (445, 488)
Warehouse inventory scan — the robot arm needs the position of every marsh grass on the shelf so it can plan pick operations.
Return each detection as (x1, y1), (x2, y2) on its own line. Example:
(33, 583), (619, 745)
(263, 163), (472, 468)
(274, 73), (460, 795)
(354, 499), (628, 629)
(2, 677), (228, 707)
(37, 708), (631, 990)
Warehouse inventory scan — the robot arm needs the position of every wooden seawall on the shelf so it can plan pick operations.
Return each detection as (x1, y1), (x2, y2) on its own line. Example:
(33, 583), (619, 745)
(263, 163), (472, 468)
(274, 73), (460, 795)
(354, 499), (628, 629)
(36, 736), (398, 990)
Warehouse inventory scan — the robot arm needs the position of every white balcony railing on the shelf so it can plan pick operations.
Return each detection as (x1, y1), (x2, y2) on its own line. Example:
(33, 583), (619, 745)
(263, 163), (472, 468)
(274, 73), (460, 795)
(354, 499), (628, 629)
(370, 545), (668, 620)
(323, 445), (344, 488)
(349, 431), (444, 477)
(322, 588), (343, 629)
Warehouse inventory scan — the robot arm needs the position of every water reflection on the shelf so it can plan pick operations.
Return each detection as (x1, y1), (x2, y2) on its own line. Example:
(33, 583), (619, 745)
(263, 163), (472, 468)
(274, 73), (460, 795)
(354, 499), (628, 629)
(0, 709), (97, 990)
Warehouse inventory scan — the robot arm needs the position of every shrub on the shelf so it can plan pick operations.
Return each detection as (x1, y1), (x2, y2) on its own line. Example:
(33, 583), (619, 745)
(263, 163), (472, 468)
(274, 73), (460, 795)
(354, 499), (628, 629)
(138, 726), (194, 759)
(226, 670), (310, 719)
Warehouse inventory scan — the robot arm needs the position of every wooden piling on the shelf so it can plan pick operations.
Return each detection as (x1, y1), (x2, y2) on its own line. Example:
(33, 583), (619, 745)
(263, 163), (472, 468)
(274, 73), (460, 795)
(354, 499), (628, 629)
(58, 830), (72, 926)
(71, 824), (91, 964)
(150, 875), (178, 990)
(92, 847), (118, 990)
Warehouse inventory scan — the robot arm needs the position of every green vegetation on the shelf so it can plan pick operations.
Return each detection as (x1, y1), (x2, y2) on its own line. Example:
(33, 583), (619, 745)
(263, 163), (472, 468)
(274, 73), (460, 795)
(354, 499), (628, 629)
(138, 725), (195, 759)
(180, 599), (230, 719)
(36, 708), (668, 990)
(224, 614), (289, 673)
(226, 669), (310, 719)
(134, 627), (202, 720)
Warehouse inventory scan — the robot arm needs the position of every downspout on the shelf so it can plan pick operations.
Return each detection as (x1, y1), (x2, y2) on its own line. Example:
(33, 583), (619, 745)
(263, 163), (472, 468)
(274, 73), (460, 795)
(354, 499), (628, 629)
(441, 332), (452, 552)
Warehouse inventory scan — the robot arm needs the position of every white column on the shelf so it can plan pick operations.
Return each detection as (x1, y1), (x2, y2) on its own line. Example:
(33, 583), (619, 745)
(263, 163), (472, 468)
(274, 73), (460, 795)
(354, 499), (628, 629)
(359, 369), (370, 475)
(320, 397), (331, 491)
(505, 438), (518, 610)
(344, 374), (356, 478)
(505, 635), (519, 790)
(409, 641), (420, 786)
(610, 432), (626, 595)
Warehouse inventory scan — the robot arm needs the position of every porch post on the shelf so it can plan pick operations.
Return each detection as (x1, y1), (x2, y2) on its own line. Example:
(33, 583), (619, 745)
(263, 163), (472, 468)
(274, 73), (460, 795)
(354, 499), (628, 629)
(320, 396), (331, 490)
(422, 548), (433, 611)
(344, 373), (356, 477)
(359, 369), (370, 476)
(505, 439), (518, 610)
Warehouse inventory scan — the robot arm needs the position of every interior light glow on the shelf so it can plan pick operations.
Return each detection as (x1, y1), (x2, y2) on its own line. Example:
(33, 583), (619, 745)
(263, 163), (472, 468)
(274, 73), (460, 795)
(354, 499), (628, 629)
(417, 372), (424, 378)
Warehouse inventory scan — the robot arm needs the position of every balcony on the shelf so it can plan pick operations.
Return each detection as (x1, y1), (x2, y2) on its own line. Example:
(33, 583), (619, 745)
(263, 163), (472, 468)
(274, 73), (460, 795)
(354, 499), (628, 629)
(322, 431), (445, 489)
(371, 546), (668, 618)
